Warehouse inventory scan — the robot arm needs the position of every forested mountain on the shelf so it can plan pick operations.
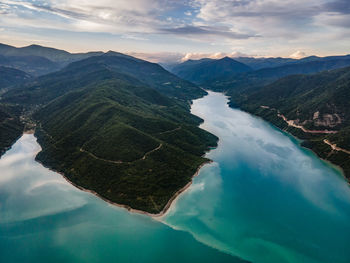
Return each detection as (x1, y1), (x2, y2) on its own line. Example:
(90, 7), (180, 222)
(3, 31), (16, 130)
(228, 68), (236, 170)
(0, 104), (24, 157)
(3, 52), (205, 104)
(207, 58), (350, 92)
(0, 55), (61, 76)
(234, 57), (295, 70)
(0, 43), (103, 63)
(171, 57), (252, 84)
(0, 66), (31, 91)
(231, 66), (350, 178)
(0, 43), (103, 76)
(1, 51), (216, 214)
(235, 54), (350, 70)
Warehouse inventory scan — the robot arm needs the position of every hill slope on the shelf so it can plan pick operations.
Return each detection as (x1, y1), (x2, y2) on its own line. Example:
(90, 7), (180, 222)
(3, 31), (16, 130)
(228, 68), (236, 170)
(33, 77), (217, 214)
(207, 58), (350, 93)
(0, 66), (31, 91)
(3, 52), (205, 104)
(1, 52), (216, 214)
(235, 54), (350, 70)
(0, 104), (24, 156)
(0, 43), (104, 76)
(0, 43), (103, 63)
(233, 66), (350, 179)
(0, 55), (61, 76)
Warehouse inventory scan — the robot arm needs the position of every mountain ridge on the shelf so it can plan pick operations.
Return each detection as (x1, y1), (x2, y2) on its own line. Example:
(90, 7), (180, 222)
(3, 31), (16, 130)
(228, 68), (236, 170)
(171, 56), (252, 84)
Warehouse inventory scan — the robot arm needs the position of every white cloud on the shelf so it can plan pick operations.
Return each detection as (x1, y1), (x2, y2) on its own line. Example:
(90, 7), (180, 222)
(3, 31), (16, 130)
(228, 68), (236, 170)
(289, 50), (307, 59)
(193, 0), (350, 39)
(181, 51), (251, 61)
(0, 0), (349, 56)
(127, 51), (184, 63)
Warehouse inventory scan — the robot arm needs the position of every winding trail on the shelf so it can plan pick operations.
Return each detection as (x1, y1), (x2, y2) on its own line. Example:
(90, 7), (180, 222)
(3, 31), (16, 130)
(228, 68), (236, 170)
(80, 143), (163, 164)
(157, 126), (181, 135)
(39, 123), (165, 164)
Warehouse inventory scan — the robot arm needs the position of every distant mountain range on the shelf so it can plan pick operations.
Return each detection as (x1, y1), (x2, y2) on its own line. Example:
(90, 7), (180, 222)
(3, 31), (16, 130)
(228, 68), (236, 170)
(209, 56), (350, 91)
(171, 57), (252, 84)
(0, 43), (103, 76)
(171, 54), (350, 89)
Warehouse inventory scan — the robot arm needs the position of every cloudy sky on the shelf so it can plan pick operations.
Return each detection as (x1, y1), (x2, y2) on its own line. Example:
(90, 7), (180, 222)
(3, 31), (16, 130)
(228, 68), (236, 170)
(0, 0), (349, 62)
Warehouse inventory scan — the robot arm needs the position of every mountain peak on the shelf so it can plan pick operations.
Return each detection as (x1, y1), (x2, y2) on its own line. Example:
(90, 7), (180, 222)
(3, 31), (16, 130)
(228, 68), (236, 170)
(220, 56), (233, 61)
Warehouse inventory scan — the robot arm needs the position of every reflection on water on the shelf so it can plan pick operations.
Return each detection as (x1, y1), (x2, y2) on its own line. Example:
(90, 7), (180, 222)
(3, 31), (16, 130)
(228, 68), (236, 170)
(163, 91), (350, 263)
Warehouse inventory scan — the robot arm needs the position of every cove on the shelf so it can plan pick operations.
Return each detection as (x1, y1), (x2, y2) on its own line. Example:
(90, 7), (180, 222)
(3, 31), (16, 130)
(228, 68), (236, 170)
(1, 91), (350, 263)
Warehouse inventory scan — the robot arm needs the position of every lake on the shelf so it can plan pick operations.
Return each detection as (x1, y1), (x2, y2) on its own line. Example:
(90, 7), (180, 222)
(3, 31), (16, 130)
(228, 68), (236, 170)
(1, 91), (350, 263)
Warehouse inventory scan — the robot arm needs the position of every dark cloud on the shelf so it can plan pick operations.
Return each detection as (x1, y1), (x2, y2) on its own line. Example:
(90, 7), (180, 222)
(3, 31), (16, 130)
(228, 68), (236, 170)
(323, 0), (350, 14)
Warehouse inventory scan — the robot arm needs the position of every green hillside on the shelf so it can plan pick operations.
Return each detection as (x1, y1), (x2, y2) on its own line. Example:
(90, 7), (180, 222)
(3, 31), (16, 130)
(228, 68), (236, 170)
(0, 43), (103, 64)
(66, 51), (206, 100)
(0, 43), (104, 76)
(0, 66), (31, 91)
(33, 78), (217, 214)
(0, 55), (61, 76)
(231, 66), (350, 178)
(1, 52), (217, 214)
(3, 52), (205, 105)
(0, 104), (24, 156)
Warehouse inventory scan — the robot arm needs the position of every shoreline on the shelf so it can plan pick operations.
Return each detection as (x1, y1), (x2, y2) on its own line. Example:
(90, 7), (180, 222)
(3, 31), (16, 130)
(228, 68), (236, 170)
(35, 150), (213, 218)
(264, 116), (349, 183)
(222, 93), (349, 183)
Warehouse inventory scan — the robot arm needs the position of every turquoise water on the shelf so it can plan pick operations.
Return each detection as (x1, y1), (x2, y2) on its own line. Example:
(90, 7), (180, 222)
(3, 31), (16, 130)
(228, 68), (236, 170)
(0, 135), (241, 263)
(1, 91), (350, 263)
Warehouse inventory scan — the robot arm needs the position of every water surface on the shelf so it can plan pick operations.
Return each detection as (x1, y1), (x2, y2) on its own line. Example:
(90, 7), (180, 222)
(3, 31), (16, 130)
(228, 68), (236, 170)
(163, 91), (350, 263)
(0, 135), (241, 263)
(1, 91), (350, 263)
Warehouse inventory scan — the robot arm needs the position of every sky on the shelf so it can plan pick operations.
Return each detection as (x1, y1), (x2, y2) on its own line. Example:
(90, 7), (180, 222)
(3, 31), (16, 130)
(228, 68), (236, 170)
(0, 0), (349, 63)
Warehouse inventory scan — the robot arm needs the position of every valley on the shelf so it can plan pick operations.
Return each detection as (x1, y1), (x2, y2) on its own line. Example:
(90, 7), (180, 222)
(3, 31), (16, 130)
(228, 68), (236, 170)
(1, 42), (350, 263)
(1, 1), (350, 262)
(172, 56), (350, 180)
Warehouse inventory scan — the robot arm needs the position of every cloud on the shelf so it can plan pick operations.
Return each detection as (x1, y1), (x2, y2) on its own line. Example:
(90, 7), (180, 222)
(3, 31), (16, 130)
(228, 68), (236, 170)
(159, 25), (255, 39)
(289, 51), (307, 59)
(126, 51), (184, 64)
(0, 0), (172, 34)
(193, 0), (350, 39)
(323, 0), (350, 14)
(181, 51), (252, 61)
(0, 0), (349, 57)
